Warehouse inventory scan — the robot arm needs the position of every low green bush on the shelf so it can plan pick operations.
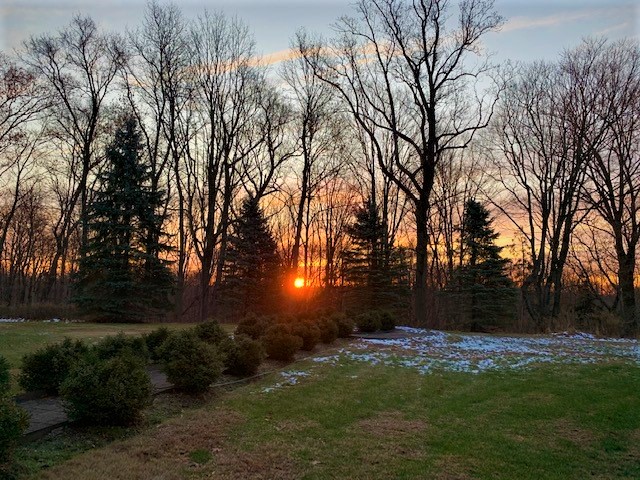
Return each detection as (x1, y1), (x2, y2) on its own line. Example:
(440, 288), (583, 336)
(235, 313), (273, 340)
(92, 333), (149, 363)
(291, 322), (320, 351)
(379, 310), (396, 331)
(0, 356), (10, 395)
(194, 321), (229, 345)
(144, 327), (172, 362)
(263, 324), (303, 362)
(319, 318), (339, 344)
(331, 313), (354, 338)
(355, 311), (382, 333)
(159, 332), (223, 394)
(224, 335), (264, 377)
(0, 396), (28, 466)
(19, 338), (89, 395)
(60, 352), (151, 426)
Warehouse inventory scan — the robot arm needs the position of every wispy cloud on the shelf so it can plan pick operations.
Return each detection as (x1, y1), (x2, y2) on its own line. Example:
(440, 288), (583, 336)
(501, 10), (600, 33)
(595, 21), (632, 36)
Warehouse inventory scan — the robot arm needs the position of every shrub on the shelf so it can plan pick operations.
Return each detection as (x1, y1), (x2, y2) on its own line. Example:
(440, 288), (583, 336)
(290, 322), (320, 351)
(93, 333), (149, 363)
(379, 310), (396, 331)
(235, 313), (272, 340)
(19, 338), (89, 395)
(224, 335), (264, 377)
(0, 356), (10, 395)
(0, 396), (28, 465)
(144, 327), (172, 362)
(263, 324), (303, 362)
(330, 313), (354, 338)
(159, 332), (223, 394)
(319, 318), (339, 344)
(355, 311), (382, 333)
(60, 352), (151, 426)
(194, 321), (229, 345)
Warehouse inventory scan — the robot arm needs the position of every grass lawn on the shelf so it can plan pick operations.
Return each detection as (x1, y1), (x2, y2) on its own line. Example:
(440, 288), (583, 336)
(19, 357), (640, 479)
(0, 322), (196, 370)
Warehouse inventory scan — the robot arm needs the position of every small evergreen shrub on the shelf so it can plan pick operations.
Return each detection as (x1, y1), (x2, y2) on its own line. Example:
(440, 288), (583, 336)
(92, 333), (149, 363)
(0, 396), (28, 465)
(263, 324), (303, 362)
(0, 356), (10, 395)
(379, 310), (396, 331)
(355, 311), (382, 333)
(159, 332), (223, 394)
(60, 352), (152, 426)
(331, 313), (354, 338)
(291, 322), (320, 351)
(319, 318), (339, 344)
(224, 335), (264, 377)
(19, 338), (89, 395)
(144, 327), (172, 362)
(194, 321), (229, 345)
(235, 313), (272, 340)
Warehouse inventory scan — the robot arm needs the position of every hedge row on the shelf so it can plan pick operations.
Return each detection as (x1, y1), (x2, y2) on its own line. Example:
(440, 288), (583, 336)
(235, 312), (354, 362)
(0, 355), (28, 469)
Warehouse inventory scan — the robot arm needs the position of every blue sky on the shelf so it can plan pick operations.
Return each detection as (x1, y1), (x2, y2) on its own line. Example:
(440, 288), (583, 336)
(1, 0), (637, 63)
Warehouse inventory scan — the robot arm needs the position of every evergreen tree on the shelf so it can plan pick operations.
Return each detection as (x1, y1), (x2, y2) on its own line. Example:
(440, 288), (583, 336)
(342, 199), (410, 311)
(74, 114), (174, 321)
(451, 199), (516, 329)
(223, 197), (283, 316)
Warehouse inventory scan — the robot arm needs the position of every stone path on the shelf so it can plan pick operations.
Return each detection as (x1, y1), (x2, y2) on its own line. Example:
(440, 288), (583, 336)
(17, 366), (172, 438)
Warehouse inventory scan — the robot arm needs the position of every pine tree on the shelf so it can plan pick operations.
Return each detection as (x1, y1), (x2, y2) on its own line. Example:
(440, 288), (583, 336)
(74, 114), (174, 321)
(342, 199), (410, 311)
(223, 197), (283, 316)
(452, 199), (516, 329)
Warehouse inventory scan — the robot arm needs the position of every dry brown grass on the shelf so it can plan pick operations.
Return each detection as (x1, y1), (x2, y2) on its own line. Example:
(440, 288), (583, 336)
(36, 407), (299, 480)
(353, 410), (426, 438)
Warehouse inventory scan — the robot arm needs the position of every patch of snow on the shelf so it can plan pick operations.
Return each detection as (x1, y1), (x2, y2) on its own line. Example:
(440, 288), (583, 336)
(0, 318), (26, 323)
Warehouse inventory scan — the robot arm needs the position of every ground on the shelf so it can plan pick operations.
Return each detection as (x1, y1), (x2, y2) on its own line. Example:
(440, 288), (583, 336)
(5, 324), (638, 479)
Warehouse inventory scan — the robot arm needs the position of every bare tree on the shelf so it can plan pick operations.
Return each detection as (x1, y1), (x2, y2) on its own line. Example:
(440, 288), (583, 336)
(581, 39), (640, 336)
(299, 0), (502, 324)
(23, 16), (123, 295)
(185, 11), (263, 320)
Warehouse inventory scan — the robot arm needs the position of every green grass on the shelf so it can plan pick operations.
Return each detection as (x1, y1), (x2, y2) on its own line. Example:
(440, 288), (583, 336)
(222, 360), (640, 479)
(13, 356), (640, 479)
(0, 322), (194, 370)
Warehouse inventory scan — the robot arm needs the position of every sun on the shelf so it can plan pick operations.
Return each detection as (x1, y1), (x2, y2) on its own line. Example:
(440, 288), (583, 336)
(293, 277), (305, 289)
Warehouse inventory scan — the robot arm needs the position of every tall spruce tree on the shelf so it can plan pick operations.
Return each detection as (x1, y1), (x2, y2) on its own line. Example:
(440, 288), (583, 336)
(452, 199), (516, 329)
(74, 114), (174, 321)
(223, 197), (282, 317)
(342, 199), (409, 311)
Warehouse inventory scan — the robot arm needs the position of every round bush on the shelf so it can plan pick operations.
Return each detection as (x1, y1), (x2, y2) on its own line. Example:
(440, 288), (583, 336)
(263, 325), (303, 362)
(355, 311), (382, 333)
(331, 313), (354, 338)
(93, 333), (149, 363)
(224, 335), (264, 377)
(160, 332), (223, 394)
(144, 327), (172, 362)
(19, 338), (89, 395)
(235, 313), (272, 340)
(60, 353), (152, 426)
(194, 321), (229, 345)
(319, 318), (339, 344)
(379, 310), (396, 331)
(291, 323), (320, 351)
(0, 396), (28, 465)
(0, 356), (10, 395)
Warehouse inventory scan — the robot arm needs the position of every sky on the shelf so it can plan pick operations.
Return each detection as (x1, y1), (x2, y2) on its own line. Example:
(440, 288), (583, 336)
(0, 0), (637, 64)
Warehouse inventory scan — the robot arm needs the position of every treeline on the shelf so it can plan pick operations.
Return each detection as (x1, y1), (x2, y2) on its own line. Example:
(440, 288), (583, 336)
(0, 0), (637, 335)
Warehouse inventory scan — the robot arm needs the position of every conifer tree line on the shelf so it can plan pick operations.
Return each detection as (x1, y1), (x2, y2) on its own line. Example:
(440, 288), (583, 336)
(0, 0), (637, 335)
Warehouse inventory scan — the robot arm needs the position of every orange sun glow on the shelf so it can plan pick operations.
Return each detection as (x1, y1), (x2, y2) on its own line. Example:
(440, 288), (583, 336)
(293, 277), (305, 288)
